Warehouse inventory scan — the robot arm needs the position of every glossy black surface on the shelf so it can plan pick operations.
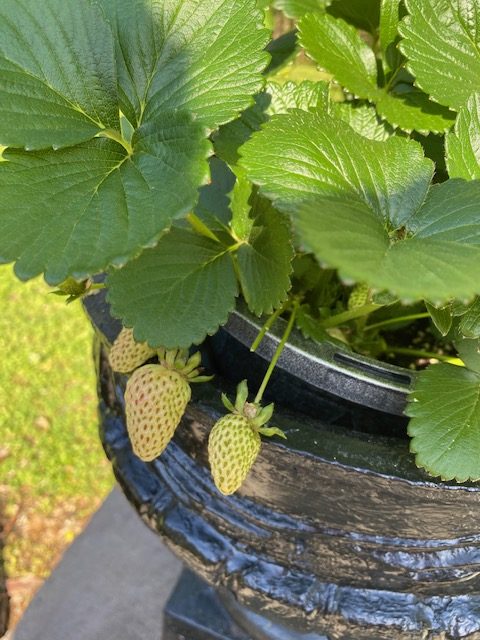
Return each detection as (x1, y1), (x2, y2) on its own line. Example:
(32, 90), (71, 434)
(85, 293), (480, 640)
(164, 570), (252, 640)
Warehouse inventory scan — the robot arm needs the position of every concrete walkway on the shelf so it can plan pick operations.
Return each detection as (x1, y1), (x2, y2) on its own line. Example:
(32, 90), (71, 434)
(12, 489), (182, 640)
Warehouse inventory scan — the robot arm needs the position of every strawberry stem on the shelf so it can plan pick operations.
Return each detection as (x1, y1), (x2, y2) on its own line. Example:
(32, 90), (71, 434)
(384, 346), (464, 365)
(250, 300), (291, 353)
(254, 301), (299, 405)
(320, 303), (380, 329)
(363, 312), (431, 332)
(96, 128), (133, 156)
(187, 213), (221, 243)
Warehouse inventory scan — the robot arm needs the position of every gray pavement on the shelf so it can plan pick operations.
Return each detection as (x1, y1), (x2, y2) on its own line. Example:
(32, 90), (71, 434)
(12, 488), (182, 640)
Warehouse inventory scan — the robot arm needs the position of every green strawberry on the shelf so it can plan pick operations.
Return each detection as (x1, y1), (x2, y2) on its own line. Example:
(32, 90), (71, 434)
(348, 282), (370, 310)
(125, 364), (191, 461)
(208, 381), (286, 495)
(208, 414), (261, 495)
(125, 349), (211, 461)
(109, 327), (155, 373)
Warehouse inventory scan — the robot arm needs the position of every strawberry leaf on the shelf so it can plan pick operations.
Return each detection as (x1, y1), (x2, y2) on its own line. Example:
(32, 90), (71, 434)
(296, 182), (480, 302)
(425, 301), (453, 337)
(274, 0), (331, 19)
(236, 199), (295, 315)
(456, 338), (480, 375)
(241, 110), (433, 225)
(399, 0), (480, 110)
(0, 0), (268, 284)
(329, 102), (393, 141)
(299, 13), (378, 100)
(265, 30), (298, 75)
(407, 364), (480, 483)
(267, 80), (329, 115)
(0, 0), (119, 150)
(446, 93), (480, 180)
(1, 117), (210, 284)
(230, 172), (255, 242)
(296, 306), (331, 343)
(458, 299), (480, 340)
(195, 158), (236, 236)
(379, 0), (403, 73)
(241, 110), (480, 302)
(107, 226), (238, 349)
(375, 87), (455, 134)
(99, 0), (269, 130)
(213, 93), (270, 165)
(300, 11), (455, 133)
(327, 0), (380, 32)
(214, 80), (327, 166)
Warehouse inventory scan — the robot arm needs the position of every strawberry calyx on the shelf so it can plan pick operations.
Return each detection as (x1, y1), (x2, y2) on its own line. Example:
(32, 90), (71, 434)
(221, 380), (286, 437)
(156, 347), (213, 384)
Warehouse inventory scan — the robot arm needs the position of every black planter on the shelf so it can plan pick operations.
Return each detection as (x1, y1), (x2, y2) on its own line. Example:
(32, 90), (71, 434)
(85, 292), (480, 640)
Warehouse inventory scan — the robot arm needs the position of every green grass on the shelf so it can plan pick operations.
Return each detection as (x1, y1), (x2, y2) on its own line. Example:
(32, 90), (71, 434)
(0, 265), (113, 499)
(0, 265), (114, 604)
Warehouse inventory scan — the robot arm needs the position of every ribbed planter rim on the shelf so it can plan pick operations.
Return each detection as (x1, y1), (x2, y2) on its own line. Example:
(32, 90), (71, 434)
(222, 301), (414, 416)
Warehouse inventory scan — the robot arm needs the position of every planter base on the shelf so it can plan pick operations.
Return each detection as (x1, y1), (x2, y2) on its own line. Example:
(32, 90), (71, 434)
(163, 570), (249, 640)
(163, 570), (328, 640)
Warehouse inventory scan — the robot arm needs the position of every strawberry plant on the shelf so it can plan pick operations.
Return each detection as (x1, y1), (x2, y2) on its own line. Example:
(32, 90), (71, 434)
(3, 0), (480, 491)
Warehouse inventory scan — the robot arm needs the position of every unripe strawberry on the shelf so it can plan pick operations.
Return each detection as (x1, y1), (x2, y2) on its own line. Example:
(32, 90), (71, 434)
(110, 327), (155, 373)
(348, 282), (370, 310)
(124, 349), (211, 461)
(125, 364), (191, 461)
(208, 414), (261, 495)
(208, 381), (286, 495)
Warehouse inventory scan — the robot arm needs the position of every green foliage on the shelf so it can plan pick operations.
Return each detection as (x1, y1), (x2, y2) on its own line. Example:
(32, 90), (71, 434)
(299, 12), (378, 99)
(242, 110), (480, 302)
(408, 364), (480, 482)
(446, 93), (480, 179)
(107, 186), (295, 346)
(4, 0), (480, 486)
(329, 102), (393, 140)
(235, 197), (294, 315)
(0, 0), (268, 284)
(424, 301), (453, 337)
(274, 0), (331, 19)
(241, 109), (433, 221)
(379, 0), (403, 73)
(399, 0), (480, 110)
(328, 0), (380, 32)
(213, 80), (327, 164)
(1, 130), (210, 284)
(267, 80), (329, 114)
(107, 225), (239, 348)
(297, 181), (480, 302)
(300, 10), (455, 133)
(0, 0), (118, 150)
(458, 298), (480, 339)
